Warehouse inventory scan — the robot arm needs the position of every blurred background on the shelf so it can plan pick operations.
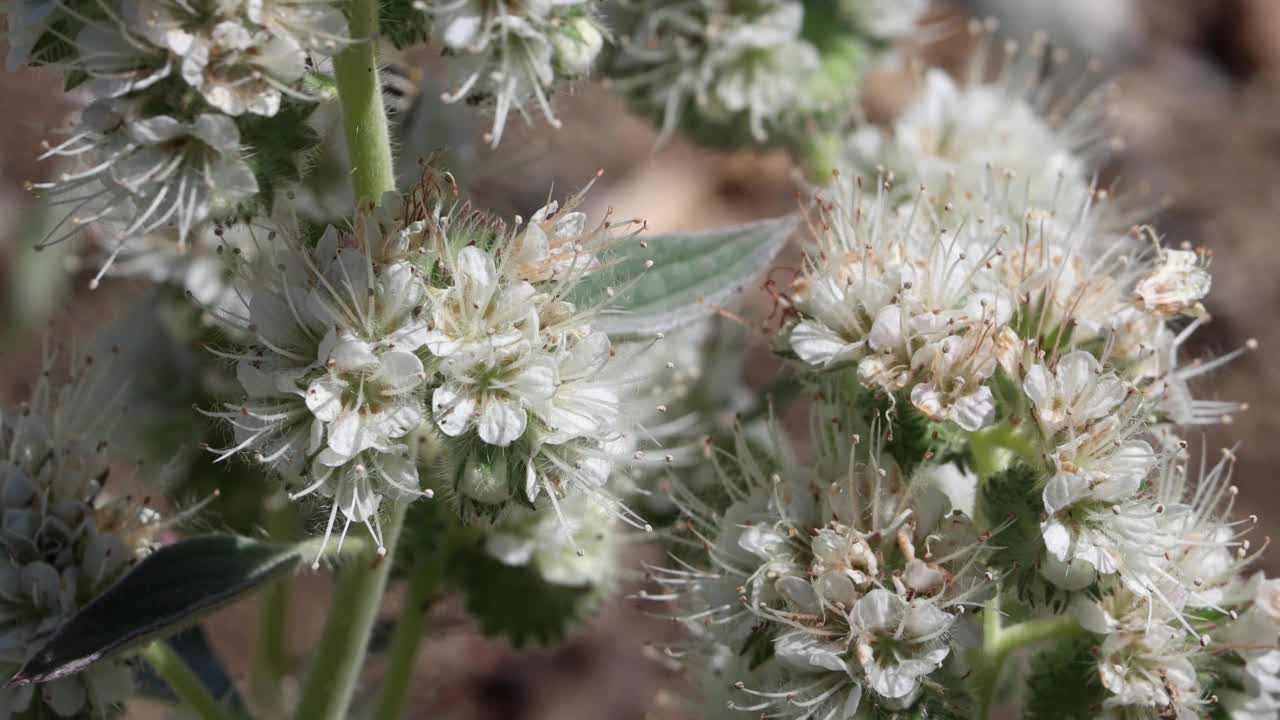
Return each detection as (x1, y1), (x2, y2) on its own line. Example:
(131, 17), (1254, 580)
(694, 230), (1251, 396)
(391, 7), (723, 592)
(2, 0), (1278, 717)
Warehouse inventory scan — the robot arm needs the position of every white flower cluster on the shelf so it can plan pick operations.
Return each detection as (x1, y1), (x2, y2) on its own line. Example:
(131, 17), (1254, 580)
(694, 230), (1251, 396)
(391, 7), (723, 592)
(653, 420), (989, 718)
(13, 0), (347, 266)
(1066, 447), (1279, 718)
(0, 348), (161, 718)
(211, 222), (434, 555)
(215, 182), (646, 557)
(609, 1), (817, 144)
(756, 47), (1272, 719)
(607, 0), (925, 145)
(789, 61), (1236, 434)
(423, 0), (606, 146)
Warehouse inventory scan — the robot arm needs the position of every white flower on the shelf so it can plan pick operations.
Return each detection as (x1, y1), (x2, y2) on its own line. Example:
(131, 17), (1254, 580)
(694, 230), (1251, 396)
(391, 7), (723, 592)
(608, 0), (821, 143)
(838, 0), (928, 39)
(1024, 351), (1129, 435)
(213, 226), (434, 557)
(120, 0), (346, 116)
(852, 589), (953, 701)
(485, 492), (617, 587)
(705, 5), (819, 142)
(657, 422), (988, 718)
(508, 196), (604, 283)
(424, 245), (537, 358)
(424, 0), (603, 146)
(33, 100), (257, 275)
(307, 333), (427, 462)
(184, 29), (307, 116)
(431, 352), (556, 446)
(245, 0), (349, 53)
(1097, 624), (1203, 717)
(848, 66), (1098, 217)
(908, 330), (998, 431)
(1134, 248), (1211, 317)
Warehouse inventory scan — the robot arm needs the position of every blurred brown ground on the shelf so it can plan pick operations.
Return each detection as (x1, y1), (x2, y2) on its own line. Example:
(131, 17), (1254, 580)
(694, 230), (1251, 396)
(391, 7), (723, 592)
(5, 1), (1280, 718)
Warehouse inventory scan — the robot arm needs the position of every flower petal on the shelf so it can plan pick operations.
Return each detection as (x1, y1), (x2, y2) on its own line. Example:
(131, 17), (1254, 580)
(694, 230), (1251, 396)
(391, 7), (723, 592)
(477, 395), (527, 446)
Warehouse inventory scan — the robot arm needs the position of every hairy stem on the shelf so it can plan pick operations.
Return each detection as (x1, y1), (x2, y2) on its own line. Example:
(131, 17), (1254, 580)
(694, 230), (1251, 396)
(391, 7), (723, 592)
(333, 0), (396, 208)
(294, 501), (409, 720)
(971, 591), (1083, 719)
(371, 543), (454, 720)
(252, 499), (297, 709)
(142, 641), (230, 720)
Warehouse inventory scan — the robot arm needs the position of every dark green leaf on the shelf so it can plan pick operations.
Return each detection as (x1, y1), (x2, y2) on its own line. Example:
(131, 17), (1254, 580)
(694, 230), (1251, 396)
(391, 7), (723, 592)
(380, 0), (431, 49)
(10, 535), (304, 685)
(570, 216), (797, 339)
(451, 543), (596, 648)
(236, 100), (322, 216)
(1025, 632), (1104, 720)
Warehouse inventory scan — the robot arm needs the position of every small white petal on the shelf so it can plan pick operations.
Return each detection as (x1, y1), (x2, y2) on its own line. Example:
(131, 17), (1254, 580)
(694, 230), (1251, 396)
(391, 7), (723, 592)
(477, 395), (528, 446)
(432, 385), (475, 437)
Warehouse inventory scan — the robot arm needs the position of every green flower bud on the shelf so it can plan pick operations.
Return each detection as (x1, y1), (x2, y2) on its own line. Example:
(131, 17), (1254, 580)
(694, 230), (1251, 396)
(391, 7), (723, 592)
(553, 16), (604, 77)
(459, 452), (513, 505)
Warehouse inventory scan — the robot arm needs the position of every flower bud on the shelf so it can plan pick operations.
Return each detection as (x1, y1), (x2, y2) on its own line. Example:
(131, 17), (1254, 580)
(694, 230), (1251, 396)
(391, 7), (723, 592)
(552, 17), (604, 77)
(460, 453), (513, 505)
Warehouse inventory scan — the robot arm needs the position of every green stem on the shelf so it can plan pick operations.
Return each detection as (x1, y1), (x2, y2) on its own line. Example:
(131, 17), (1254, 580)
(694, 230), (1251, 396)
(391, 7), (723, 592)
(333, 0), (396, 209)
(795, 131), (841, 185)
(253, 579), (290, 702)
(294, 502), (409, 720)
(371, 545), (453, 720)
(142, 641), (230, 720)
(971, 593), (1082, 720)
(968, 421), (1040, 531)
(252, 499), (298, 709)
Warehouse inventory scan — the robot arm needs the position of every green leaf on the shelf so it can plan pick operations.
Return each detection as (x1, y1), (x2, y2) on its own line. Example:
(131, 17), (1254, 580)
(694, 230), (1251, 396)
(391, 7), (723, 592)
(10, 535), (305, 686)
(451, 543), (596, 648)
(380, 0), (431, 49)
(1024, 632), (1104, 720)
(977, 463), (1073, 606)
(570, 216), (798, 339)
(236, 100), (322, 215)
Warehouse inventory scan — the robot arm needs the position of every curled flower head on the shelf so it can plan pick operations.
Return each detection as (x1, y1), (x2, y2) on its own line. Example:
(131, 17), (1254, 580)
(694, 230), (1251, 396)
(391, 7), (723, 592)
(98, 0), (346, 116)
(0, 344), (163, 718)
(784, 182), (1010, 430)
(214, 176), (647, 554)
(608, 1), (818, 145)
(423, 0), (607, 146)
(33, 99), (258, 284)
(655, 418), (989, 718)
(210, 222), (433, 559)
(607, 0), (923, 147)
(423, 232), (640, 529)
(846, 28), (1114, 219)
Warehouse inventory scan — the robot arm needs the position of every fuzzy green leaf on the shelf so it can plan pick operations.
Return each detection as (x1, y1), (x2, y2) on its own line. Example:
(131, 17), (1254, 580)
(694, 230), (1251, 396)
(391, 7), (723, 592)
(1024, 632), (1105, 719)
(978, 463), (1063, 604)
(570, 216), (797, 339)
(236, 100), (322, 215)
(380, 0), (431, 49)
(858, 390), (972, 478)
(10, 535), (304, 685)
(451, 543), (596, 648)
